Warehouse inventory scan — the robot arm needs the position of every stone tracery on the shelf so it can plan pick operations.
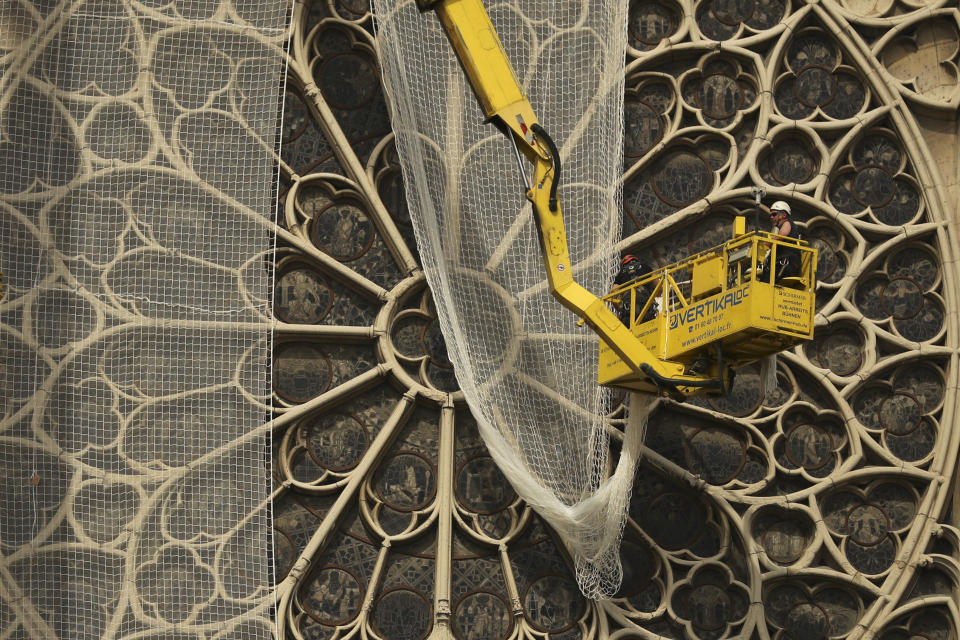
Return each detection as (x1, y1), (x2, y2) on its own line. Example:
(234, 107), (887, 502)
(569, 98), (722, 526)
(0, 0), (957, 638)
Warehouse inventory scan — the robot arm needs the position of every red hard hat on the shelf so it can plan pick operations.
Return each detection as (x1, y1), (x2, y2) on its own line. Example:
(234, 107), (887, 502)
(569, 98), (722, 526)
(621, 254), (638, 265)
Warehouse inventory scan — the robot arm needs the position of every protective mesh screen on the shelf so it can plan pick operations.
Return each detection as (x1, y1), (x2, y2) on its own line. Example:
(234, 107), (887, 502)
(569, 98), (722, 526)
(0, 1), (289, 637)
(374, 0), (640, 598)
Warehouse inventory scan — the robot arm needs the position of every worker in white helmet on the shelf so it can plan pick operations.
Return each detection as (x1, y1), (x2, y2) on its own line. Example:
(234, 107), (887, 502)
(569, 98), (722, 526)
(760, 200), (799, 281)
(767, 200), (792, 235)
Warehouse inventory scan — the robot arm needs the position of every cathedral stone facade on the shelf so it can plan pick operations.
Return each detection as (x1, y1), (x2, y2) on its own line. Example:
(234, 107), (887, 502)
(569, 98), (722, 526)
(2, 0), (959, 639)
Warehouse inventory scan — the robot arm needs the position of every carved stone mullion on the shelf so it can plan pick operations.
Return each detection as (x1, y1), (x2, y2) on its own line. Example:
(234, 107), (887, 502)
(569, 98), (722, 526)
(499, 542), (524, 619)
(429, 396), (457, 639)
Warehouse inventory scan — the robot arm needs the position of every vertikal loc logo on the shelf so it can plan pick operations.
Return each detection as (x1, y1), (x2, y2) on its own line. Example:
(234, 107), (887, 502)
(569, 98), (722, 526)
(669, 287), (749, 330)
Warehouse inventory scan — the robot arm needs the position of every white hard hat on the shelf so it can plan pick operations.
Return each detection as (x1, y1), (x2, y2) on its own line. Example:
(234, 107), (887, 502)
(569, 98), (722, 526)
(770, 200), (791, 215)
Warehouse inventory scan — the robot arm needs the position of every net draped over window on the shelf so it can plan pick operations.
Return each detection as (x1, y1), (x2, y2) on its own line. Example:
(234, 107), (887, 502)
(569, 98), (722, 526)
(373, 0), (646, 598)
(0, 1), (290, 637)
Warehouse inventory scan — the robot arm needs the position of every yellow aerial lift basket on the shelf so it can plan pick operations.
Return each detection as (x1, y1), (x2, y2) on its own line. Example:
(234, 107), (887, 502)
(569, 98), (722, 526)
(599, 219), (817, 394)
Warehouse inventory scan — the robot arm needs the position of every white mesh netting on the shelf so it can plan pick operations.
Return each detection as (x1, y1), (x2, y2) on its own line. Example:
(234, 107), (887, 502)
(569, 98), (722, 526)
(373, 0), (644, 598)
(0, 1), (289, 637)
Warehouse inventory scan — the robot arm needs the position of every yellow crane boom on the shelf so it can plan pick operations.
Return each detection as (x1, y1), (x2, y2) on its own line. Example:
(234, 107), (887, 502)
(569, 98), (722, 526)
(415, 0), (817, 397)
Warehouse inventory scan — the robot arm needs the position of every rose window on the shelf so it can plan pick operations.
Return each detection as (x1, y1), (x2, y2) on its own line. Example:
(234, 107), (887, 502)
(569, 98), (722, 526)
(2, 0), (958, 639)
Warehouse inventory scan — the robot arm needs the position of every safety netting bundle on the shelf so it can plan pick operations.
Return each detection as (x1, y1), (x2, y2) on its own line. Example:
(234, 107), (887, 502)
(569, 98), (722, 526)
(374, 0), (642, 598)
(0, 1), (289, 637)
